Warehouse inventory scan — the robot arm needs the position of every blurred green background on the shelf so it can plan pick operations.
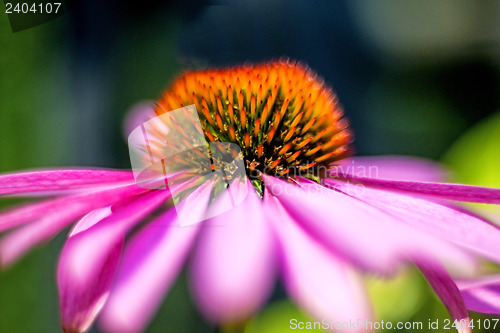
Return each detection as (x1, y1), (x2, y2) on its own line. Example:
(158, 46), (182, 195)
(1, 1), (500, 332)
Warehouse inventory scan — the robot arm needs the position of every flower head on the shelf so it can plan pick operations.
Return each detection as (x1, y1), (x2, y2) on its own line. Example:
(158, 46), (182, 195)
(2, 60), (500, 333)
(158, 60), (352, 181)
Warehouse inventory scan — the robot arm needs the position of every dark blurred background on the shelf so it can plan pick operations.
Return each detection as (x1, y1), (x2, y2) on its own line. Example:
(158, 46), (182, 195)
(1, 0), (500, 332)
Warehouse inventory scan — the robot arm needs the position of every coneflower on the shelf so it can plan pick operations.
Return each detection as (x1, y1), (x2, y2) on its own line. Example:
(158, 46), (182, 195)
(1, 59), (500, 333)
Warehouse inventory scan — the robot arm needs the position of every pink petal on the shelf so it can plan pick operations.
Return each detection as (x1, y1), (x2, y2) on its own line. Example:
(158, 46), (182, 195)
(333, 155), (447, 182)
(266, 193), (371, 331)
(190, 180), (276, 324)
(0, 183), (147, 233)
(99, 181), (214, 333)
(0, 184), (148, 267)
(325, 178), (500, 268)
(418, 261), (472, 333)
(333, 173), (500, 204)
(69, 207), (114, 237)
(57, 190), (169, 333)
(0, 169), (134, 196)
(264, 175), (473, 274)
(457, 275), (500, 314)
(58, 207), (118, 333)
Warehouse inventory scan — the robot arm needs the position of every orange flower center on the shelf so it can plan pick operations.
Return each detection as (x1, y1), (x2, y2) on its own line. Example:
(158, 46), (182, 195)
(156, 59), (352, 180)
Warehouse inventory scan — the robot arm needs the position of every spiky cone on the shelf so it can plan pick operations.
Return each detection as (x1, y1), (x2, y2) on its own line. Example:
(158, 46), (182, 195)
(156, 59), (353, 184)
